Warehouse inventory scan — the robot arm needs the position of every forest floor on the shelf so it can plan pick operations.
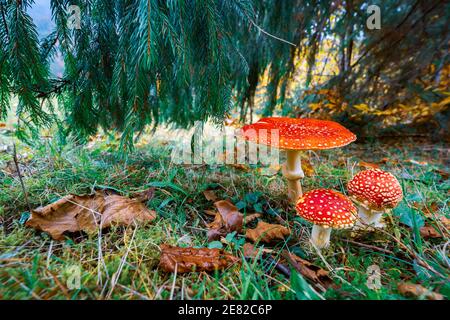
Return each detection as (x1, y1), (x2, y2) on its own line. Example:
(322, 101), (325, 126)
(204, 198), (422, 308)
(0, 129), (449, 300)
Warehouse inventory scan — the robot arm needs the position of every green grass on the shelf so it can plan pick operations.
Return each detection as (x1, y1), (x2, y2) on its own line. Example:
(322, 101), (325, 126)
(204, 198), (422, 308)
(0, 132), (449, 300)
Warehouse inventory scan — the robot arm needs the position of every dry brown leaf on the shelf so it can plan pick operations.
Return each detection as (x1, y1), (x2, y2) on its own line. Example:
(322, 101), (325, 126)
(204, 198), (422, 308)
(101, 195), (156, 226)
(283, 251), (332, 288)
(206, 212), (226, 241)
(207, 200), (243, 241)
(131, 187), (155, 202)
(0, 123), (5, 128)
(242, 243), (259, 258)
(204, 209), (217, 216)
(245, 221), (290, 243)
(420, 215), (450, 239)
(243, 213), (261, 225)
(203, 190), (218, 202)
(416, 202), (440, 218)
(158, 244), (240, 273)
(420, 225), (442, 239)
(397, 282), (443, 300)
(241, 243), (273, 259)
(26, 192), (156, 240)
(359, 161), (380, 169)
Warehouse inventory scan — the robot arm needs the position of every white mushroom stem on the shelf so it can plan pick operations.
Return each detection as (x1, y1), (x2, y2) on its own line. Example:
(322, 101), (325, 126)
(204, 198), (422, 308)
(356, 205), (385, 228)
(282, 149), (304, 204)
(310, 225), (332, 249)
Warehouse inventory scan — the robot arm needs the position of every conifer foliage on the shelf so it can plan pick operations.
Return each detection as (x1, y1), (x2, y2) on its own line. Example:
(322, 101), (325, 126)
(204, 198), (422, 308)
(0, 0), (448, 144)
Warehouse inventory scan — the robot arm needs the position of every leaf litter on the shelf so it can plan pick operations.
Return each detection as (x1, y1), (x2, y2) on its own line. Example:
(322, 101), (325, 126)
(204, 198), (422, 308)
(26, 191), (157, 240)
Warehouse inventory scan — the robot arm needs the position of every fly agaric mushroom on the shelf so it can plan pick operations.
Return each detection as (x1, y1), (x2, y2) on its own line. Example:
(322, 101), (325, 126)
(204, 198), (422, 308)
(347, 169), (403, 228)
(296, 189), (357, 249)
(241, 117), (356, 203)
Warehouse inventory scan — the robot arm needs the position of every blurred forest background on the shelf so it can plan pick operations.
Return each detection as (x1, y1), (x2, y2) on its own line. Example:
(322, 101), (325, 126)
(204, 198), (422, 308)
(0, 0), (449, 146)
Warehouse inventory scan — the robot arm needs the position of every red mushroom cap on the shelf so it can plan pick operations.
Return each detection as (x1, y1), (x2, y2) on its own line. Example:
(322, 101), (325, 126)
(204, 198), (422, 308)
(241, 117), (356, 150)
(347, 169), (403, 210)
(295, 189), (357, 229)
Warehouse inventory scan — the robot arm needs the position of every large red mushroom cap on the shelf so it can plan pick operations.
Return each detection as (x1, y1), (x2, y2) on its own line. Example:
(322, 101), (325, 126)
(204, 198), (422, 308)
(295, 189), (357, 229)
(241, 117), (356, 150)
(347, 169), (403, 210)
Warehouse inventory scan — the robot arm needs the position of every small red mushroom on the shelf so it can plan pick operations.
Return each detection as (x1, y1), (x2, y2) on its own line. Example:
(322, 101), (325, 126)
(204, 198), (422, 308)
(296, 189), (357, 248)
(241, 117), (356, 203)
(347, 169), (403, 229)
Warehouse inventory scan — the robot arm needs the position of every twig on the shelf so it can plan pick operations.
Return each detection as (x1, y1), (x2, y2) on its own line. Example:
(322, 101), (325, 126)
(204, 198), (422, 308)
(116, 283), (151, 300)
(12, 143), (32, 213)
(373, 225), (442, 276)
(343, 239), (394, 255)
(247, 16), (297, 47)
(266, 255), (291, 278)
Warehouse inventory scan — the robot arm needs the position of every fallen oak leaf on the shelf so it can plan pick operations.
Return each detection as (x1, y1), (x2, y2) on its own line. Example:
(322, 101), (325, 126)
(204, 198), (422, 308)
(397, 282), (443, 300)
(245, 221), (290, 243)
(26, 192), (156, 240)
(158, 244), (240, 273)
